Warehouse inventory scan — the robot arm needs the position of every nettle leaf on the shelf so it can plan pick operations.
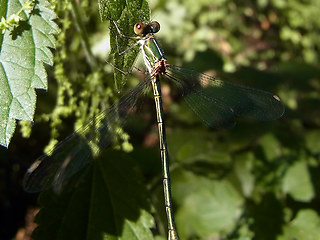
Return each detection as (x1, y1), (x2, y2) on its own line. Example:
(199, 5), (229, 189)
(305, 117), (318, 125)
(32, 151), (154, 240)
(98, 0), (150, 91)
(0, 0), (58, 147)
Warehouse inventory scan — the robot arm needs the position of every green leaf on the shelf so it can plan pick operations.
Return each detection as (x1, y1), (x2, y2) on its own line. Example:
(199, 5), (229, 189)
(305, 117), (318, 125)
(282, 160), (314, 202)
(0, 0), (58, 147)
(259, 133), (283, 161)
(32, 150), (154, 240)
(98, 0), (150, 91)
(278, 209), (320, 240)
(305, 130), (320, 154)
(173, 170), (243, 239)
(233, 152), (255, 197)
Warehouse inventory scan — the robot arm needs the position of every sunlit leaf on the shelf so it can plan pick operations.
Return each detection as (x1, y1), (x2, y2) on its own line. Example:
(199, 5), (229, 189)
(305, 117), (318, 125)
(0, 0), (58, 147)
(282, 160), (314, 202)
(173, 170), (243, 239)
(278, 209), (320, 240)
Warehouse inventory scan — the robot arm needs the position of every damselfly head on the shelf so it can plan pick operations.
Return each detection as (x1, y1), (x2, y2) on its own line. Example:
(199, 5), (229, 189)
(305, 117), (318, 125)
(150, 21), (160, 33)
(134, 21), (160, 36)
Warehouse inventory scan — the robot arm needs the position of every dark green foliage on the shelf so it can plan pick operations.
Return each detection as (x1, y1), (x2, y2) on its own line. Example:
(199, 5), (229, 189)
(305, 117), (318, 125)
(32, 151), (153, 240)
(1, 0), (320, 239)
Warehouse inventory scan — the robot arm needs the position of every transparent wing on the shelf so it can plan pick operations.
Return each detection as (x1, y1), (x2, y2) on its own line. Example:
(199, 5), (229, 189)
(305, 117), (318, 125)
(166, 65), (285, 128)
(23, 78), (151, 193)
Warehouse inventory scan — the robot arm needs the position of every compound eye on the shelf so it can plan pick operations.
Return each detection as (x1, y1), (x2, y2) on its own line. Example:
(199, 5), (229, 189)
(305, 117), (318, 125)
(150, 21), (160, 33)
(134, 22), (144, 35)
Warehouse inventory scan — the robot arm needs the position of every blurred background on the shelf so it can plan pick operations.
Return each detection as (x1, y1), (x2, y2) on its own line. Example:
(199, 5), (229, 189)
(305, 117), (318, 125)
(1, 0), (320, 239)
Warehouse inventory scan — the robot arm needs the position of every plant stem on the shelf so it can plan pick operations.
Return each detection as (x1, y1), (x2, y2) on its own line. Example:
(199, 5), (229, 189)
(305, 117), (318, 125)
(70, 0), (97, 71)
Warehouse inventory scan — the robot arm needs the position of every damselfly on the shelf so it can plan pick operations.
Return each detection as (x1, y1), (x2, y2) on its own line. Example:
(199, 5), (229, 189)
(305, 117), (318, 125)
(23, 20), (285, 240)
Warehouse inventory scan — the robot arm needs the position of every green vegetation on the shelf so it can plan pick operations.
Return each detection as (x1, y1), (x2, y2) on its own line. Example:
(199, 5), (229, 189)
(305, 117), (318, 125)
(1, 0), (320, 239)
